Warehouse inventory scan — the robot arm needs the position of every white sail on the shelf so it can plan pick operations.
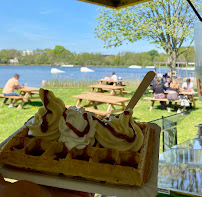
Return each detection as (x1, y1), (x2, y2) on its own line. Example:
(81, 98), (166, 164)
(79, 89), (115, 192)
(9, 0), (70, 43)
(51, 68), (66, 73)
(128, 65), (142, 68)
(146, 66), (155, 68)
(80, 67), (94, 72)
(61, 65), (74, 67)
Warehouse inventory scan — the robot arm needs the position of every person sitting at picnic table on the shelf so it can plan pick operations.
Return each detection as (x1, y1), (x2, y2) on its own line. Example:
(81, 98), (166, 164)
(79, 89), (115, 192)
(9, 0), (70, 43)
(181, 78), (194, 108)
(2, 74), (24, 108)
(166, 78), (182, 113)
(152, 77), (166, 110)
(117, 76), (123, 85)
(164, 76), (172, 90)
(109, 72), (118, 85)
(162, 73), (168, 83)
(182, 78), (194, 92)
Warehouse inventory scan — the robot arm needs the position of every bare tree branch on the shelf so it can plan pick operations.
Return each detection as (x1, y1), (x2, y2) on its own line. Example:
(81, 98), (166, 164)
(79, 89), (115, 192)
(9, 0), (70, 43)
(178, 39), (194, 56)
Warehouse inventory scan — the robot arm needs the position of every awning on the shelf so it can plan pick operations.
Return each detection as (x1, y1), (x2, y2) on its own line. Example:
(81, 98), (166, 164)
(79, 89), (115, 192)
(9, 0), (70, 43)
(78, 0), (150, 8)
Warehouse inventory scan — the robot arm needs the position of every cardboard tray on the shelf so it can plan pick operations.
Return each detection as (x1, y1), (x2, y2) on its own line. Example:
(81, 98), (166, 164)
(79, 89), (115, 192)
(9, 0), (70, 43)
(0, 123), (160, 197)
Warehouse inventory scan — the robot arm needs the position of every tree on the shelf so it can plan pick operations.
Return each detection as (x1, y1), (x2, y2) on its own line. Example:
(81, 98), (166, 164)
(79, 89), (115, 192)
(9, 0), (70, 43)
(147, 50), (159, 61)
(94, 0), (201, 73)
(53, 45), (66, 54)
(0, 49), (9, 63)
(179, 46), (195, 63)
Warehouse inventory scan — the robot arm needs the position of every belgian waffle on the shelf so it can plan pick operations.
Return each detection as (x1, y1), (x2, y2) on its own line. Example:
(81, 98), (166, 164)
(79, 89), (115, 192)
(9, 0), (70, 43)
(0, 121), (155, 186)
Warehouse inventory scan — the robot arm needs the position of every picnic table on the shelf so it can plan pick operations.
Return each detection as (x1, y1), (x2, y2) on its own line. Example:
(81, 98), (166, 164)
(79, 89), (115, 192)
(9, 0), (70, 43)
(88, 84), (130, 96)
(165, 91), (198, 109)
(145, 90), (199, 110)
(98, 79), (125, 86)
(72, 93), (130, 117)
(0, 87), (40, 109)
(17, 87), (40, 109)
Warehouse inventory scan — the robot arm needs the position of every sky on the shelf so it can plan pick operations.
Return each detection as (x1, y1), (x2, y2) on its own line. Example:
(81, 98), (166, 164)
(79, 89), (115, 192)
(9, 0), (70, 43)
(0, 0), (166, 55)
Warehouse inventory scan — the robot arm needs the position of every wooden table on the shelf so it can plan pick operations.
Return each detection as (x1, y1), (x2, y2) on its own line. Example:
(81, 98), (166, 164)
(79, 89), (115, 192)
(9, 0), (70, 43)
(148, 90), (198, 109)
(72, 93), (130, 117)
(98, 79), (125, 86)
(17, 87), (40, 109)
(167, 91), (198, 109)
(88, 84), (127, 96)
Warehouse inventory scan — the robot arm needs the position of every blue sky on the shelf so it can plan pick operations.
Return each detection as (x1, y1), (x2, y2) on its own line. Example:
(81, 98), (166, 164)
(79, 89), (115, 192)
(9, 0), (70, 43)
(0, 0), (165, 55)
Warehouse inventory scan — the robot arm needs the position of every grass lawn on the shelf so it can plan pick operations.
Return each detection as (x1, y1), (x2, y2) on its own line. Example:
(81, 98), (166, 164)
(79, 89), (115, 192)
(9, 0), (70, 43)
(0, 86), (201, 153)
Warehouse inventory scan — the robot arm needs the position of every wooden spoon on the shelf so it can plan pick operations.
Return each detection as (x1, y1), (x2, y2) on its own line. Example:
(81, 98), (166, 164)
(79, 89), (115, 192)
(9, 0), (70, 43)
(125, 71), (156, 110)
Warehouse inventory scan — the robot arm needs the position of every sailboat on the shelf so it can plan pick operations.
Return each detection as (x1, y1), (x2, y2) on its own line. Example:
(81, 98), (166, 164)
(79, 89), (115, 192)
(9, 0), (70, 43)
(61, 65), (74, 67)
(128, 65), (142, 68)
(51, 68), (66, 73)
(80, 67), (94, 72)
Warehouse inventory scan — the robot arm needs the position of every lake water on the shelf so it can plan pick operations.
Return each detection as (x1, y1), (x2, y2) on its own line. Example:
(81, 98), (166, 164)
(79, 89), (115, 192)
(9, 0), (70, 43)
(0, 65), (195, 87)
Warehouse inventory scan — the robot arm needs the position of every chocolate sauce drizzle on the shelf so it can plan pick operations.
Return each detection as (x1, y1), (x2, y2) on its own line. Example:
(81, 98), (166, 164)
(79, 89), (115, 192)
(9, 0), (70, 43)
(64, 112), (90, 137)
(92, 111), (136, 143)
(62, 108), (136, 143)
(41, 90), (52, 133)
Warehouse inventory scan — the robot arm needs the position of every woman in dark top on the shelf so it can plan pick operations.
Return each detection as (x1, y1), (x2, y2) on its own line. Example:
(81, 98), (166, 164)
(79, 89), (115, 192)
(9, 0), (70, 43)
(167, 78), (181, 113)
(152, 78), (166, 110)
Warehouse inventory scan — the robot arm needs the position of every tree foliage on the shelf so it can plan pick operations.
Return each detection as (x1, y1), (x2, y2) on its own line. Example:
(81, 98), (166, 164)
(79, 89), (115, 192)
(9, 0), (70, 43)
(53, 45), (67, 54)
(0, 46), (195, 67)
(94, 0), (201, 71)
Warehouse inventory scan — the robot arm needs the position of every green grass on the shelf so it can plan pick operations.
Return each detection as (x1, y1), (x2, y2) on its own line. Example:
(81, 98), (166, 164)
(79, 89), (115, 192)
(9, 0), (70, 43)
(0, 86), (201, 153)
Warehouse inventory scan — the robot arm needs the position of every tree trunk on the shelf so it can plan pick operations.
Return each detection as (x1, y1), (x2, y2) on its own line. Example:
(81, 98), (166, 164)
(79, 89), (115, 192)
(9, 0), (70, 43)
(168, 51), (177, 79)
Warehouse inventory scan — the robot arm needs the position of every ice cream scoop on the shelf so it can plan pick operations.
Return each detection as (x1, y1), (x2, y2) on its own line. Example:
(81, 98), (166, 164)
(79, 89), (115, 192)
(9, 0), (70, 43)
(26, 88), (65, 140)
(95, 109), (144, 152)
(59, 106), (97, 150)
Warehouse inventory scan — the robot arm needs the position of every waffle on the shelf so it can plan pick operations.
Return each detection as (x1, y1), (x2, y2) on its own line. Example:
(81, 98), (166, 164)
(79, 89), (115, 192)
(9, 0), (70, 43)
(0, 121), (155, 186)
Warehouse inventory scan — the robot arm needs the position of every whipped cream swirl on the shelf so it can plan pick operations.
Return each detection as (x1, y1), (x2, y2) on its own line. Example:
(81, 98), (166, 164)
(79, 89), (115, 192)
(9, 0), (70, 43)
(26, 88), (65, 140)
(95, 109), (144, 152)
(58, 106), (97, 150)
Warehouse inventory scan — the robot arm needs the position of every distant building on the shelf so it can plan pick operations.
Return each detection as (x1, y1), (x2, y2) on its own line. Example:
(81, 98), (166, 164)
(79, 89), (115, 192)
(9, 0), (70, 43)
(22, 50), (34, 56)
(9, 57), (18, 64)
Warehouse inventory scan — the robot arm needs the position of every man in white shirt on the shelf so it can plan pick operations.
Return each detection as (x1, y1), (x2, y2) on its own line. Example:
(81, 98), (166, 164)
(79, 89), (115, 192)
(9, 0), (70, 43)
(110, 72), (118, 81)
(181, 78), (194, 108)
(182, 78), (194, 92)
(108, 72), (118, 85)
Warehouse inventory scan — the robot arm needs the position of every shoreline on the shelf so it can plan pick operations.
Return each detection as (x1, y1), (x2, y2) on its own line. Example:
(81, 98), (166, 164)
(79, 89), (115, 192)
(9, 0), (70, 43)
(0, 64), (195, 69)
(0, 64), (169, 68)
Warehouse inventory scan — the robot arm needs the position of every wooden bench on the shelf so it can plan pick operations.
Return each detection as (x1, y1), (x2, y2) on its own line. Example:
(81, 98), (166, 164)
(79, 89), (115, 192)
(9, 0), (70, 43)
(143, 97), (199, 111)
(89, 84), (127, 96)
(30, 91), (39, 95)
(194, 97), (199, 100)
(0, 94), (23, 106)
(72, 93), (130, 117)
(144, 97), (180, 102)
(0, 88), (40, 109)
(97, 89), (131, 95)
(65, 105), (110, 117)
(98, 79), (125, 86)
(82, 92), (114, 96)
(0, 94), (23, 100)
(118, 90), (131, 94)
(82, 91), (132, 97)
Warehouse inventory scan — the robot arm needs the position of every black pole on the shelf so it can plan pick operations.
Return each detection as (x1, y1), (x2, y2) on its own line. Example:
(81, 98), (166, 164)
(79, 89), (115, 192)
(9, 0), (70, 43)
(186, 0), (202, 22)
